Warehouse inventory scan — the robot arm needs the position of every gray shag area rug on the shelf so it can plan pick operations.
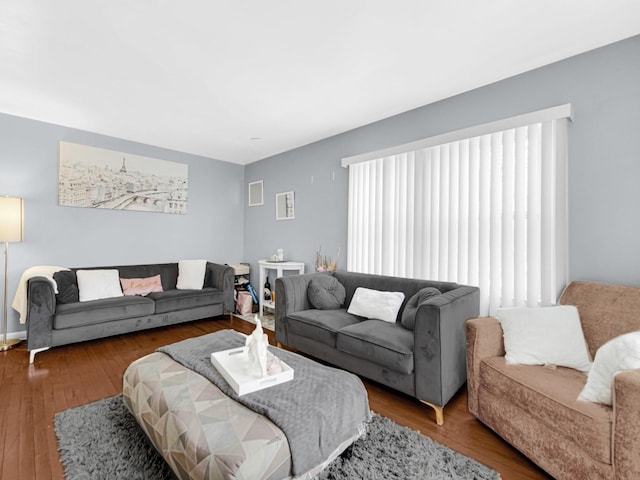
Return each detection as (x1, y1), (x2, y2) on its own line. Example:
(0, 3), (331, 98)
(54, 395), (500, 480)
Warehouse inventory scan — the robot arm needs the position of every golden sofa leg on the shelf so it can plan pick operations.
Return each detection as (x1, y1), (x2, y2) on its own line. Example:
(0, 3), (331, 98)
(276, 342), (283, 349)
(420, 400), (444, 426)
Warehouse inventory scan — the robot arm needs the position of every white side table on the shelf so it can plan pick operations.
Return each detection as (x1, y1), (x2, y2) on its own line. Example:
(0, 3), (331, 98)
(258, 260), (305, 316)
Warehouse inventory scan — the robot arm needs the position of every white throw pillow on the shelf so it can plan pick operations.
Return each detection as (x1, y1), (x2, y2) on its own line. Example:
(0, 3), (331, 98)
(578, 331), (640, 406)
(176, 259), (207, 290)
(347, 287), (405, 323)
(495, 305), (592, 372)
(76, 269), (124, 302)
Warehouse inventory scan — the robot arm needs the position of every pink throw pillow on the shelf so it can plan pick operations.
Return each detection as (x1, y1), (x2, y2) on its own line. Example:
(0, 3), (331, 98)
(120, 274), (163, 296)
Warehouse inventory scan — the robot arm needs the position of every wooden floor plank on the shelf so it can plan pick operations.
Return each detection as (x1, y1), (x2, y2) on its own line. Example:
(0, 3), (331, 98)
(0, 316), (551, 479)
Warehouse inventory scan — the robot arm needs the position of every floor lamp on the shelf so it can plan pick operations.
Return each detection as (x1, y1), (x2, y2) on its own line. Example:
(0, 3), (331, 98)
(0, 196), (24, 351)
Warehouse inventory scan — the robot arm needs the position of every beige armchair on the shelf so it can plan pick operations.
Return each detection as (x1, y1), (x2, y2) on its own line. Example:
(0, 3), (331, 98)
(466, 281), (640, 480)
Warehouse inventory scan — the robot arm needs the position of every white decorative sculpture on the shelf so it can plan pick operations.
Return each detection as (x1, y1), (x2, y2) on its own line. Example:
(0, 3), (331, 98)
(246, 316), (269, 378)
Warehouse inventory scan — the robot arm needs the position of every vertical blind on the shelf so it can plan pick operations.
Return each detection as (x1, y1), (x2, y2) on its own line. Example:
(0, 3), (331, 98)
(344, 105), (571, 315)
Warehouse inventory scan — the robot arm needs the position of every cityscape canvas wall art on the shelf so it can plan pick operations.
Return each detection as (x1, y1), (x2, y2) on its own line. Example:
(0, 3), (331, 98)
(59, 142), (189, 214)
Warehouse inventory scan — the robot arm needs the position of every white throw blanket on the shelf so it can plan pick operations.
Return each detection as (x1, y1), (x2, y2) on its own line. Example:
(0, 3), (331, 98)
(12, 266), (69, 324)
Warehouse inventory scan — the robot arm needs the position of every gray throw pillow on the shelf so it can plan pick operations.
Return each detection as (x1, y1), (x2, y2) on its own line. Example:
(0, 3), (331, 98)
(53, 270), (79, 304)
(307, 275), (346, 310)
(401, 287), (441, 330)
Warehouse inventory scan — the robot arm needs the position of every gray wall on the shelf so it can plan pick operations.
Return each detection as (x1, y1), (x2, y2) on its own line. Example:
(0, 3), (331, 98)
(244, 35), (640, 290)
(0, 113), (245, 335)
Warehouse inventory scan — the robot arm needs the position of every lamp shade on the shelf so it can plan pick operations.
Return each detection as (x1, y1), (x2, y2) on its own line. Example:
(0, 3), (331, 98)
(0, 196), (24, 243)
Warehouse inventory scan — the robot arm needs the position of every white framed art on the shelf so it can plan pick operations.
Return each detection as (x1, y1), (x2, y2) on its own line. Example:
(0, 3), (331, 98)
(276, 191), (295, 220)
(58, 141), (188, 214)
(248, 180), (264, 206)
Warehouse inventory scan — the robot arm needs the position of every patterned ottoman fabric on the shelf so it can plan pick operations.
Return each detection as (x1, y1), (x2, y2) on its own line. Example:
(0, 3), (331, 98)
(123, 352), (291, 480)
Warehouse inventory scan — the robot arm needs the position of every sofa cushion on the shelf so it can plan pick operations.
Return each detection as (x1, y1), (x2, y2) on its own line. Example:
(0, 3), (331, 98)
(53, 270), (79, 304)
(347, 287), (405, 323)
(495, 305), (592, 372)
(77, 269), (124, 302)
(307, 275), (346, 310)
(54, 296), (155, 329)
(176, 259), (206, 290)
(337, 321), (414, 374)
(147, 288), (222, 314)
(479, 356), (612, 464)
(120, 274), (164, 296)
(579, 331), (640, 406)
(117, 263), (178, 291)
(401, 287), (441, 330)
(286, 309), (362, 347)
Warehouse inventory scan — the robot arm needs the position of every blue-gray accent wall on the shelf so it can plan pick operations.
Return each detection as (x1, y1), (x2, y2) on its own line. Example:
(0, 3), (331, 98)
(0, 113), (245, 335)
(244, 35), (640, 289)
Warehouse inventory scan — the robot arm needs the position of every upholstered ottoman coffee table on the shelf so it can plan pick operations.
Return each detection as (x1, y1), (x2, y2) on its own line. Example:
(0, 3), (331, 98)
(123, 329), (371, 480)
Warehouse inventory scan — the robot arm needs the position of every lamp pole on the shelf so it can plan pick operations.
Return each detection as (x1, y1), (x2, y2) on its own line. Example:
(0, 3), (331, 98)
(1, 241), (20, 350)
(0, 196), (23, 351)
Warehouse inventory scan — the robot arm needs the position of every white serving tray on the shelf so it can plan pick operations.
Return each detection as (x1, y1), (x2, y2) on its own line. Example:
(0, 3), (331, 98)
(210, 347), (294, 396)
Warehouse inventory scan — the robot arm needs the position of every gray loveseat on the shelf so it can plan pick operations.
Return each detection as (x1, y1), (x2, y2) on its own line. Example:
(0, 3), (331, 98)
(26, 262), (234, 363)
(275, 271), (480, 424)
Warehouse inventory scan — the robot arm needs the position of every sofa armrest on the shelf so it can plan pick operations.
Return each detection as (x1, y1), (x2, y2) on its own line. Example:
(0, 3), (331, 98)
(206, 263), (234, 314)
(613, 368), (640, 479)
(465, 317), (505, 416)
(275, 272), (325, 345)
(26, 277), (57, 351)
(413, 285), (480, 408)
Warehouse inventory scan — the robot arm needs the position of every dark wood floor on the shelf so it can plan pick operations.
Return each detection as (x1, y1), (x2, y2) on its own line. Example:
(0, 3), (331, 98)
(0, 316), (551, 479)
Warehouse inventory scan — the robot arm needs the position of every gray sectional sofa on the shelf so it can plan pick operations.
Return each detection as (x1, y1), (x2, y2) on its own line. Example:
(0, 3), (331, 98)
(275, 271), (480, 425)
(26, 262), (234, 363)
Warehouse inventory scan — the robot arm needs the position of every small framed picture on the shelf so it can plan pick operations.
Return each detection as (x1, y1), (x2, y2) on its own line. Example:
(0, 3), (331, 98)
(248, 180), (264, 206)
(276, 191), (295, 220)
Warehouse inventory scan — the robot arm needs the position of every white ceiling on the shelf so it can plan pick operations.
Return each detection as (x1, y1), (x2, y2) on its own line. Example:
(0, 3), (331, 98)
(1, 1), (639, 165)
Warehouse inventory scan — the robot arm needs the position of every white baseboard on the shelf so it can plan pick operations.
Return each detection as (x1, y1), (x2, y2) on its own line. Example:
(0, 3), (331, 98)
(5, 330), (27, 341)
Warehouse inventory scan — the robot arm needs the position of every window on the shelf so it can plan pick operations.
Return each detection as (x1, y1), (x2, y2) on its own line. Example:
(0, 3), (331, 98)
(342, 105), (571, 315)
